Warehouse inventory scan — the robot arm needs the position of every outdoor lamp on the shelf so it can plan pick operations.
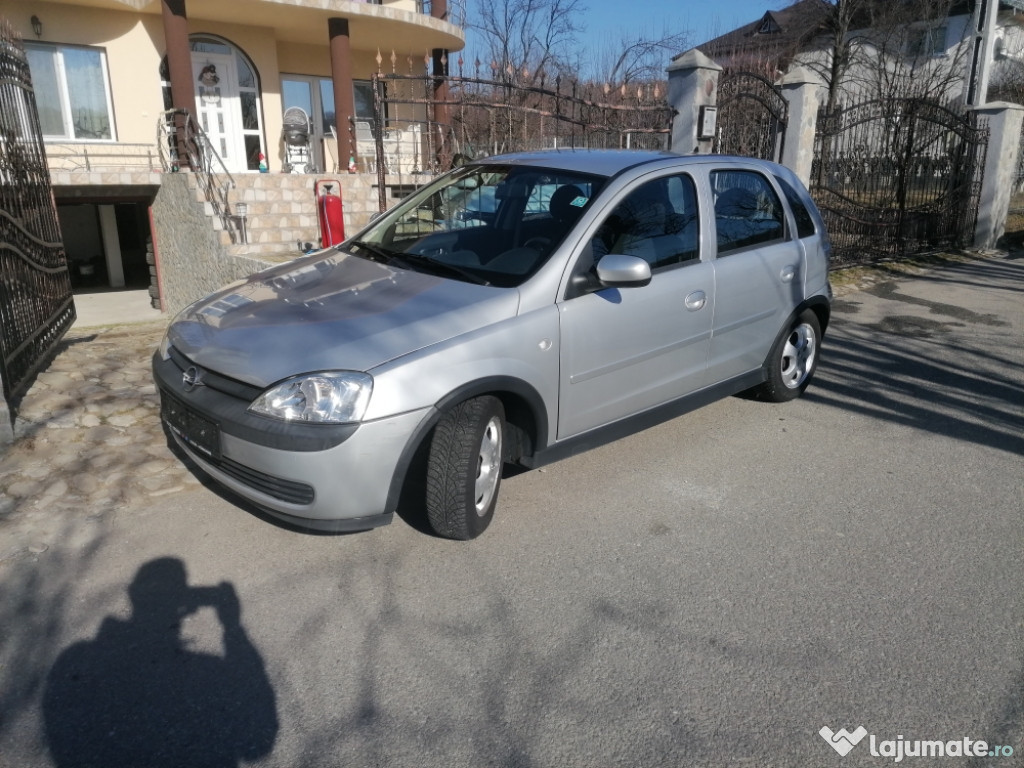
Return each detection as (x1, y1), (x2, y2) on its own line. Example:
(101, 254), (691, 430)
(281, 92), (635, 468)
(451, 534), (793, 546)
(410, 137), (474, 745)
(30, 15), (42, 38)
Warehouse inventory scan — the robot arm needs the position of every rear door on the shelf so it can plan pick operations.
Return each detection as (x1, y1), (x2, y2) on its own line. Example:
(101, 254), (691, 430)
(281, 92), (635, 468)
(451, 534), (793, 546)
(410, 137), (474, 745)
(706, 168), (804, 384)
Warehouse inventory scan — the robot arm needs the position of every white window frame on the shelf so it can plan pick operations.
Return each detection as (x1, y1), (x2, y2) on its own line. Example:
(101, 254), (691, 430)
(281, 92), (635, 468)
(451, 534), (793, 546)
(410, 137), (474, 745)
(906, 23), (949, 59)
(26, 42), (117, 142)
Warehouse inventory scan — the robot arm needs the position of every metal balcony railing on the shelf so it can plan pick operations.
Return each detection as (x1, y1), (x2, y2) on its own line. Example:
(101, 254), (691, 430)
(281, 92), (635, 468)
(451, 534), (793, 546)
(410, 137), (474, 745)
(158, 109), (245, 243)
(44, 142), (161, 172)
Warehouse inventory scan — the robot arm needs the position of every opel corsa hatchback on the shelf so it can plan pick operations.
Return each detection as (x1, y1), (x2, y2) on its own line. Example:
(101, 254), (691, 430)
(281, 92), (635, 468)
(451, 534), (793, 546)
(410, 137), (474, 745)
(154, 150), (832, 539)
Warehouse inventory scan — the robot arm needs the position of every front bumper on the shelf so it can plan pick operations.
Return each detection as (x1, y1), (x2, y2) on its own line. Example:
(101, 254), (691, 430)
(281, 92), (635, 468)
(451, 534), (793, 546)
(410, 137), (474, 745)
(153, 350), (432, 528)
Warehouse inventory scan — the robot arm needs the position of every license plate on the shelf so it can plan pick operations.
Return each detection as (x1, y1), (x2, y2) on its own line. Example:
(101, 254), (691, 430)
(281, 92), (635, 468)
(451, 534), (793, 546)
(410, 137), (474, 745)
(161, 394), (221, 459)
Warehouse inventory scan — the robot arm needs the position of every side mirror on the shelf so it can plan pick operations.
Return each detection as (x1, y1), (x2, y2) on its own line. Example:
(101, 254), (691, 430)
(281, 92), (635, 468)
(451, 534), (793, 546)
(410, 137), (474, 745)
(595, 253), (652, 288)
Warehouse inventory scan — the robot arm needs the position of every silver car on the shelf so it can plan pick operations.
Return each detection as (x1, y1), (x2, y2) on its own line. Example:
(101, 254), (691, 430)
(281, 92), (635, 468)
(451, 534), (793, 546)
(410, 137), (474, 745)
(153, 150), (832, 539)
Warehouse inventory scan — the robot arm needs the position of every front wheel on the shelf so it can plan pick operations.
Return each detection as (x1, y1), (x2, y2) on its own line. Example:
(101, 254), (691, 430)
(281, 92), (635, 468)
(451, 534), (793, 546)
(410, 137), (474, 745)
(426, 396), (505, 540)
(751, 310), (821, 402)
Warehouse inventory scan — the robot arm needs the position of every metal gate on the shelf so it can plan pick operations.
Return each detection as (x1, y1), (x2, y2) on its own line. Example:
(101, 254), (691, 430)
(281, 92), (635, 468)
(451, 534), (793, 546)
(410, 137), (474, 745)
(0, 23), (75, 415)
(811, 98), (989, 264)
(360, 61), (674, 208)
(713, 71), (788, 162)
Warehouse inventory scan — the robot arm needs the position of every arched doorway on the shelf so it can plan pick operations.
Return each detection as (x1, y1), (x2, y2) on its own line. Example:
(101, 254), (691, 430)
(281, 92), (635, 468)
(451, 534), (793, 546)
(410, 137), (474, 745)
(161, 36), (265, 173)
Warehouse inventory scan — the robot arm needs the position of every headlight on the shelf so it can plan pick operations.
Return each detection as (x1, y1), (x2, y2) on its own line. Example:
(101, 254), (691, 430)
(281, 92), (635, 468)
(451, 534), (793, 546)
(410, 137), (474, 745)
(249, 372), (372, 424)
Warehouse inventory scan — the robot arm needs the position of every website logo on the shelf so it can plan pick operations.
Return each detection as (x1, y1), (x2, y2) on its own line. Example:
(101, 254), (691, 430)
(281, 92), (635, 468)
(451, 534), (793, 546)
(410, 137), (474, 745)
(820, 726), (868, 757)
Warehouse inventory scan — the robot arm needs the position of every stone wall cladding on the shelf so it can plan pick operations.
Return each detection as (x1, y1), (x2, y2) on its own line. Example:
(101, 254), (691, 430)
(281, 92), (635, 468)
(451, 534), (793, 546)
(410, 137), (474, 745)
(152, 171), (429, 315)
(151, 174), (273, 315)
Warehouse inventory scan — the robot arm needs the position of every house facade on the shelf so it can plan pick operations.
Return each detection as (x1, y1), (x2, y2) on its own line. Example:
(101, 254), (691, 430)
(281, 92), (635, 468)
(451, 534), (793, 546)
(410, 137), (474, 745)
(691, 0), (1024, 106)
(0, 0), (463, 300)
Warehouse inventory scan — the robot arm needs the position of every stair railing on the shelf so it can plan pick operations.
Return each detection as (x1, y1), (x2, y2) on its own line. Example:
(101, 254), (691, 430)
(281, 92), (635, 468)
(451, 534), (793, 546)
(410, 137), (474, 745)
(158, 109), (246, 243)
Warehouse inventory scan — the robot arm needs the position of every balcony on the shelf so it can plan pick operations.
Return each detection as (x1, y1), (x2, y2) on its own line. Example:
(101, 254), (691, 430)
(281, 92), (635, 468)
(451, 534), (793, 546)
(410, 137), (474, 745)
(43, 0), (465, 51)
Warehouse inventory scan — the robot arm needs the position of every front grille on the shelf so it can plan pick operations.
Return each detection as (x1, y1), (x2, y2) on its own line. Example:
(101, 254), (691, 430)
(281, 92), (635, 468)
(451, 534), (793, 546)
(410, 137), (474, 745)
(168, 346), (263, 401)
(206, 453), (316, 506)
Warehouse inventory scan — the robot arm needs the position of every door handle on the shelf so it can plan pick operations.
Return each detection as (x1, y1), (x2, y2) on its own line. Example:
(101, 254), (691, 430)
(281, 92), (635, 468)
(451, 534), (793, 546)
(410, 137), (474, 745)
(780, 265), (797, 283)
(685, 291), (706, 311)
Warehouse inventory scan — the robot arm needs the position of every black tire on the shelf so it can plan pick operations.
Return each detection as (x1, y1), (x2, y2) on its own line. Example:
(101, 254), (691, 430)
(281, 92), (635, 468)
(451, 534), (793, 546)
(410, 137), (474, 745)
(426, 396), (505, 540)
(751, 309), (821, 402)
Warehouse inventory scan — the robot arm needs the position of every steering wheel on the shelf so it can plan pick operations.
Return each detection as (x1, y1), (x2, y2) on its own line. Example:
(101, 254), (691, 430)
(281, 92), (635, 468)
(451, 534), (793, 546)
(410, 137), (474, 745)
(523, 237), (551, 251)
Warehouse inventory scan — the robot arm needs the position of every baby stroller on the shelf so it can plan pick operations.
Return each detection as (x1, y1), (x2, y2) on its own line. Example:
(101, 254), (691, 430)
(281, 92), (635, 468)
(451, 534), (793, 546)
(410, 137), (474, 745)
(281, 106), (317, 173)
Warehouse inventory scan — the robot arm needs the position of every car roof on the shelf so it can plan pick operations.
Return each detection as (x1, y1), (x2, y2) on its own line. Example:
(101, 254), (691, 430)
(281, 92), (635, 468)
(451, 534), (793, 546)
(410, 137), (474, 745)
(469, 149), (788, 180)
(474, 149), (683, 177)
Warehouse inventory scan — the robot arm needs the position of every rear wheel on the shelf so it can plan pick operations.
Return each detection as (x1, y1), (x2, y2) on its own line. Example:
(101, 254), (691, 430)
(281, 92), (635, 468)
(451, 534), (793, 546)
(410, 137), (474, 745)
(426, 396), (505, 540)
(752, 310), (821, 402)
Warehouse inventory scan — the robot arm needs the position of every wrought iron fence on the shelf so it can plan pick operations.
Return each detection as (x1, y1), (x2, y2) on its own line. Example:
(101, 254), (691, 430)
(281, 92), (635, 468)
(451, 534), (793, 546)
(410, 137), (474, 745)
(713, 71), (788, 162)
(811, 98), (988, 264)
(0, 23), (75, 414)
(360, 59), (674, 209)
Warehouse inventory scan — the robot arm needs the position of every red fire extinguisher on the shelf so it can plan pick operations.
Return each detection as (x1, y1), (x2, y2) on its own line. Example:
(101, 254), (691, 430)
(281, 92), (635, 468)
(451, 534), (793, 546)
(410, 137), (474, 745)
(315, 179), (345, 247)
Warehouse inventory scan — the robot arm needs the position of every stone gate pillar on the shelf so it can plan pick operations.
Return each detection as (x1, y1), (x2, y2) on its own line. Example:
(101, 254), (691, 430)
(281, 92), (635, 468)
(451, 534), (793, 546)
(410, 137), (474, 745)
(779, 66), (822, 187)
(666, 49), (722, 155)
(970, 101), (1024, 249)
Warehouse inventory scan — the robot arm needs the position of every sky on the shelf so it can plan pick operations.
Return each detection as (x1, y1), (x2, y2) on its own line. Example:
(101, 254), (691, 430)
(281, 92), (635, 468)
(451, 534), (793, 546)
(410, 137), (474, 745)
(459, 0), (794, 79)
(579, 0), (790, 48)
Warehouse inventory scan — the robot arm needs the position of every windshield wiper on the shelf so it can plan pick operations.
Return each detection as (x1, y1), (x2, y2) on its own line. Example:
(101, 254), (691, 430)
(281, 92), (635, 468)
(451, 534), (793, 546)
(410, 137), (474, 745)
(349, 240), (400, 264)
(391, 253), (491, 286)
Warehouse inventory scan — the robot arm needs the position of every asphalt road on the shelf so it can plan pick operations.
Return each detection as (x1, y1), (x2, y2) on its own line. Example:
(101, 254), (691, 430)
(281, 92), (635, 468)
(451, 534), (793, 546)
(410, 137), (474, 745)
(1, 255), (1022, 768)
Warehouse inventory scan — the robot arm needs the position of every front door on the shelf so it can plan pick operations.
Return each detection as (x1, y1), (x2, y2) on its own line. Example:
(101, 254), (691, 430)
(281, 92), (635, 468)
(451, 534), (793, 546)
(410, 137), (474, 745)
(557, 173), (713, 439)
(191, 52), (247, 173)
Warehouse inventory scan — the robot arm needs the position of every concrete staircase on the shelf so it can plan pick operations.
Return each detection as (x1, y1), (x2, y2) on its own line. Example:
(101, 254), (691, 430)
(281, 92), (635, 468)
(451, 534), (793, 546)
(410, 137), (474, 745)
(185, 170), (387, 264)
(187, 173), (332, 262)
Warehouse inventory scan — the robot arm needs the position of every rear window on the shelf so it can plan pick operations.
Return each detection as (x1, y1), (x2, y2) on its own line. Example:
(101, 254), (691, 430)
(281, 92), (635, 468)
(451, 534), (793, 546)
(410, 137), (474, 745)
(711, 170), (786, 254)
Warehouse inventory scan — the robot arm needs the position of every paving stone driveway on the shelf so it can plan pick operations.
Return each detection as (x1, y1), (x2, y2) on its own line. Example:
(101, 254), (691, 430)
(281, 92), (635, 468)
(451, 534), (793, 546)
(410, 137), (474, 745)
(0, 322), (201, 563)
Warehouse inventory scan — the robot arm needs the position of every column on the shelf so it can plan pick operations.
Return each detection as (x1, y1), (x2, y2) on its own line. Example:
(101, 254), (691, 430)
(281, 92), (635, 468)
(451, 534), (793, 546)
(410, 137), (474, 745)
(329, 18), (357, 170)
(161, 0), (197, 170)
(970, 101), (1024, 249)
(98, 206), (125, 289)
(666, 49), (722, 156)
(431, 0), (451, 165)
(779, 66), (823, 187)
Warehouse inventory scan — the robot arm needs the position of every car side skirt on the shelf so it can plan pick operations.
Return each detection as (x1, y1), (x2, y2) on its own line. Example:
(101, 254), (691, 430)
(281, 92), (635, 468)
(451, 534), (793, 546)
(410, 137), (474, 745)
(521, 369), (765, 469)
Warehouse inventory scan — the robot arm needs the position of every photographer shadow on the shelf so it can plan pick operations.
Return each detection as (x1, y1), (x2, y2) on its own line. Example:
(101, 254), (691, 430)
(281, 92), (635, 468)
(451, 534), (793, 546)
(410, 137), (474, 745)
(43, 558), (278, 768)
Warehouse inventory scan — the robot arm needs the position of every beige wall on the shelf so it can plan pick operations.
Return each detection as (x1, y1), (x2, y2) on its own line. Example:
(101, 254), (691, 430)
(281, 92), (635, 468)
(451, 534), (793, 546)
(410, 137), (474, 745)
(277, 43), (414, 80)
(2, 0), (445, 172)
(0, 2), (166, 146)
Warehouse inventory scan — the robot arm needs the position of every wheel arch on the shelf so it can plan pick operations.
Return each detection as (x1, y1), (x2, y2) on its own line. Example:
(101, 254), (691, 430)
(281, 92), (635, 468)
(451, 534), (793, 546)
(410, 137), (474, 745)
(801, 295), (831, 335)
(383, 376), (550, 513)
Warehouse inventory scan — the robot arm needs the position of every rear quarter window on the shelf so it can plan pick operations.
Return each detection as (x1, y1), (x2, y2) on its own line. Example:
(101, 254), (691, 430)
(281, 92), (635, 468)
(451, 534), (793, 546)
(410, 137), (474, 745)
(774, 175), (817, 239)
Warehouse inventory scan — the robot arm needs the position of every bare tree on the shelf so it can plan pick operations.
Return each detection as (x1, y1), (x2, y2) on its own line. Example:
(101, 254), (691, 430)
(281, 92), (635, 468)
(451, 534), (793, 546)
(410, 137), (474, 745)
(795, 0), (977, 109)
(590, 25), (692, 85)
(469, 0), (586, 84)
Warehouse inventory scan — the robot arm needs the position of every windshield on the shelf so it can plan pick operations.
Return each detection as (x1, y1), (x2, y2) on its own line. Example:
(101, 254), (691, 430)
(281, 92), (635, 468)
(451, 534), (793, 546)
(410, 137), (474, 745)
(349, 164), (606, 287)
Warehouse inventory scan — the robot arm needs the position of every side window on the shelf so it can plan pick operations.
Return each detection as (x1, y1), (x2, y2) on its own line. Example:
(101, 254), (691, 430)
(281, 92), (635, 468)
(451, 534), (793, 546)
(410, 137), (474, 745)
(711, 170), (786, 254)
(775, 175), (816, 239)
(593, 174), (700, 271)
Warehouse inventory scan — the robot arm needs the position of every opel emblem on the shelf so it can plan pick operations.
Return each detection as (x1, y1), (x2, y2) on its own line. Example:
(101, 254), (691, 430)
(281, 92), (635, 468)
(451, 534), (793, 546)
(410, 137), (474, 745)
(182, 366), (204, 392)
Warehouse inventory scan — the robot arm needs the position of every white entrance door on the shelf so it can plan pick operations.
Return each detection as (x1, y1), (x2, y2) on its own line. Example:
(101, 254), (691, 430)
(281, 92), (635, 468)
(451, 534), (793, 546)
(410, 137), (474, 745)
(191, 52), (247, 173)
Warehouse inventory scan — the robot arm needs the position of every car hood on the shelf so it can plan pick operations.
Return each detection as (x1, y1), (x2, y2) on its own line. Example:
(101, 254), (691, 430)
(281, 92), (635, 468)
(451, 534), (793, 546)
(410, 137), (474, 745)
(166, 250), (519, 387)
